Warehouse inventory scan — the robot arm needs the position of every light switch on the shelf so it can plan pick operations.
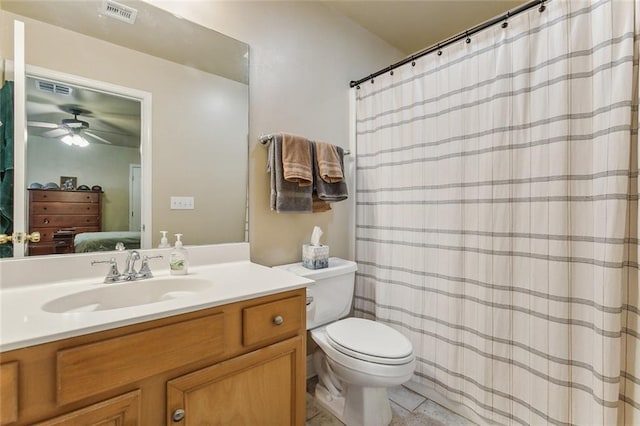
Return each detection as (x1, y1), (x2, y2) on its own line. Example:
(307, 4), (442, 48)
(170, 196), (194, 210)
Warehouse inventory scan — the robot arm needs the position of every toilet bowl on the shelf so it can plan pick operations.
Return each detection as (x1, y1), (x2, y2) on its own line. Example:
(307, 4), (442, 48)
(273, 258), (415, 426)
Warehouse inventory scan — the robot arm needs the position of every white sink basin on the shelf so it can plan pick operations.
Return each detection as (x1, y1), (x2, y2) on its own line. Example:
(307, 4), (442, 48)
(42, 277), (214, 313)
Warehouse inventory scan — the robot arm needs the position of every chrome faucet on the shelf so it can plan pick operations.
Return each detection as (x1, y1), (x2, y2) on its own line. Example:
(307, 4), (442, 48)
(92, 251), (163, 283)
(123, 250), (141, 277)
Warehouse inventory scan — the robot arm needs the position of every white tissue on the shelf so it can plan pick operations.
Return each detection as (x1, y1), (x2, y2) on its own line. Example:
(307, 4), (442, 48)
(310, 226), (323, 246)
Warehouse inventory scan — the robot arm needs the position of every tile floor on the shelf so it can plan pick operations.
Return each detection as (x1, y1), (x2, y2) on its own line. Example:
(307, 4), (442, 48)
(305, 377), (476, 426)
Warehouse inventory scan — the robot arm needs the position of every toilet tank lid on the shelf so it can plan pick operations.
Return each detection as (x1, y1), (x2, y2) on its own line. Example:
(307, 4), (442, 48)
(273, 257), (357, 280)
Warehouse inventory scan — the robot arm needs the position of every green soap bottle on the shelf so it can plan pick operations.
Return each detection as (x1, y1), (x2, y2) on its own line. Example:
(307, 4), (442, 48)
(169, 234), (189, 275)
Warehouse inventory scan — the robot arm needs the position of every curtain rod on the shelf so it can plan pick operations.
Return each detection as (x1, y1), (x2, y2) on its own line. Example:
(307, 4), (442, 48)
(349, 0), (546, 88)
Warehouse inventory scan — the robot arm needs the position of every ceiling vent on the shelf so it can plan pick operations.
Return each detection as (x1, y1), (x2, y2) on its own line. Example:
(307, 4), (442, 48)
(35, 80), (72, 96)
(101, 0), (138, 24)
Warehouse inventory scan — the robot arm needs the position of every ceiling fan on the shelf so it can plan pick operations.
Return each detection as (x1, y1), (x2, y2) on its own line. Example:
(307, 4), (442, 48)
(27, 108), (114, 146)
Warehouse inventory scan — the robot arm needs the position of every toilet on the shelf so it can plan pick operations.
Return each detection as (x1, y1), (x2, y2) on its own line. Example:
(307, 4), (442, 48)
(274, 257), (415, 426)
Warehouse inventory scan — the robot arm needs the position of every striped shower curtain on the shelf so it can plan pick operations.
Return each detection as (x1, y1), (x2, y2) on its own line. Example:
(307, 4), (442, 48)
(353, 1), (639, 424)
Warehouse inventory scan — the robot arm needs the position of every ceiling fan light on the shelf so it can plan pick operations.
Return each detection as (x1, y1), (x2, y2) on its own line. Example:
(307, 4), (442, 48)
(73, 134), (89, 147)
(61, 135), (74, 146)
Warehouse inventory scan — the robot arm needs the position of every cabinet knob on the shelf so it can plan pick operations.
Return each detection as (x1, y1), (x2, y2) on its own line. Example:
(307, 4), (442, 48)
(172, 408), (185, 422)
(273, 315), (284, 326)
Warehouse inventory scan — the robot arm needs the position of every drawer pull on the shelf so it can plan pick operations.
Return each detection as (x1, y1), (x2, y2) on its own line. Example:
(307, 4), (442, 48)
(273, 315), (284, 326)
(172, 408), (185, 422)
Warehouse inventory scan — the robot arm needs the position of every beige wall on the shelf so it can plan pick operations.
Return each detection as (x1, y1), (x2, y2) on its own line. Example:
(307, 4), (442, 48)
(26, 137), (139, 231)
(150, 1), (404, 266)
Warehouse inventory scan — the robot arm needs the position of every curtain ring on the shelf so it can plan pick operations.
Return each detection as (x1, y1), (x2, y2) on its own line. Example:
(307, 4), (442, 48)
(411, 55), (416, 66)
(539, 1), (546, 12)
(465, 32), (471, 44)
(437, 43), (442, 56)
(502, 12), (509, 28)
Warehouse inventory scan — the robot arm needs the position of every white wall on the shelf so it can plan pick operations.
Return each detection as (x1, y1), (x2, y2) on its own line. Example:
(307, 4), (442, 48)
(150, 1), (404, 265)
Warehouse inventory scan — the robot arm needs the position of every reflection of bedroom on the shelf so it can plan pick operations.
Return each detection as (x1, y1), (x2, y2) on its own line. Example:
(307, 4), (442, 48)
(27, 140), (140, 232)
(24, 74), (143, 255)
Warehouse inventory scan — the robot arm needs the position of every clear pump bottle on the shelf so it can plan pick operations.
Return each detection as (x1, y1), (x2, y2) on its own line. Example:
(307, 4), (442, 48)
(169, 234), (189, 275)
(158, 231), (170, 248)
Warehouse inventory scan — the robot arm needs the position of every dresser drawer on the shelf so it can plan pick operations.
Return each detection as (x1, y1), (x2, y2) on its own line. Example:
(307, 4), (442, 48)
(30, 191), (100, 203)
(57, 313), (225, 405)
(242, 296), (303, 347)
(31, 202), (100, 215)
(30, 214), (100, 228)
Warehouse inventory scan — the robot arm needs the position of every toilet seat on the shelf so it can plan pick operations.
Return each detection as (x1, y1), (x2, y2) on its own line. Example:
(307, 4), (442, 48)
(326, 318), (414, 365)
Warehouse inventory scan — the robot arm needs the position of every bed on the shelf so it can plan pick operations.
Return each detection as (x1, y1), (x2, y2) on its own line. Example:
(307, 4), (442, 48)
(74, 231), (141, 253)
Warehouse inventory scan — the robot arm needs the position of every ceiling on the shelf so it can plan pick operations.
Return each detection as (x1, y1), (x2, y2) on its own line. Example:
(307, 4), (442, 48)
(26, 77), (141, 148)
(325, 1), (526, 55)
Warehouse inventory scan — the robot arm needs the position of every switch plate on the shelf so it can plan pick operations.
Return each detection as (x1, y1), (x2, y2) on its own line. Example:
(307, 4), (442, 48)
(170, 196), (194, 210)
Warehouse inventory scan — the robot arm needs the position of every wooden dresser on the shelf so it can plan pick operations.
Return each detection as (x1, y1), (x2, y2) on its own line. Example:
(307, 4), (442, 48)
(28, 189), (102, 256)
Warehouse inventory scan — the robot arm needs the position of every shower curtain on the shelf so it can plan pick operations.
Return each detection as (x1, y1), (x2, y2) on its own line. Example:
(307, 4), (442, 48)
(353, 0), (639, 424)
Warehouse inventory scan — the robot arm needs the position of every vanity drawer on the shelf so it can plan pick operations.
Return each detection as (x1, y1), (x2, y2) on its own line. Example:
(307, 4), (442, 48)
(243, 295), (303, 347)
(57, 313), (225, 405)
(0, 362), (18, 425)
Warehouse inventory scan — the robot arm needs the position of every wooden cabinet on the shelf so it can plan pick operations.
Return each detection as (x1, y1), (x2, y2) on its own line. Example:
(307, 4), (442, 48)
(0, 362), (18, 425)
(168, 337), (304, 425)
(34, 391), (141, 426)
(0, 289), (306, 425)
(28, 189), (102, 256)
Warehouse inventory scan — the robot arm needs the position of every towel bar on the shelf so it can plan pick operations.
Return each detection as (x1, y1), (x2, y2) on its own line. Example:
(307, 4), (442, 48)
(258, 134), (350, 155)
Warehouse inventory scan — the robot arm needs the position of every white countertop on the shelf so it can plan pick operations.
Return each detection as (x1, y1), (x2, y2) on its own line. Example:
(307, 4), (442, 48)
(0, 260), (312, 352)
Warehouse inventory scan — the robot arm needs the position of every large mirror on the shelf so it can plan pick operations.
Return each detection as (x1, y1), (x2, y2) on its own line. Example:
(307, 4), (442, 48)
(0, 0), (249, 257)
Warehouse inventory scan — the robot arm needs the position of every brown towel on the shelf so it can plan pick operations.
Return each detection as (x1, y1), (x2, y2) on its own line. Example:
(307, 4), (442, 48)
(312, 196), (332, 213)
(282, 133), (313, 187)
(314, 142), (343, 183)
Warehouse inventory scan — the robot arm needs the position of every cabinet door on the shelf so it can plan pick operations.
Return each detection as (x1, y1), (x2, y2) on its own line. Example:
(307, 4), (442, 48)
(0, 362), (18, 425)
(34, 390), (140, 426)
(168, 336), (305, 426)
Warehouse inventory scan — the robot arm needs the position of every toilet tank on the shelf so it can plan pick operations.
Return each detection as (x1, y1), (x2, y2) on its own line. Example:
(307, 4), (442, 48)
(273, 257), (357, 329)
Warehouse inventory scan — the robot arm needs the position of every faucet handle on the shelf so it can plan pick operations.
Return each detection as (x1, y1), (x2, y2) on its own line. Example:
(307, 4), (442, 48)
(137, 255), (163, 279)
(91, 257), (120, 283)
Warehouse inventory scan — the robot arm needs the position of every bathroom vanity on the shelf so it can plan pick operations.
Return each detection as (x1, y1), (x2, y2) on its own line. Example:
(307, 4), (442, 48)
(0, 244), (311, 425)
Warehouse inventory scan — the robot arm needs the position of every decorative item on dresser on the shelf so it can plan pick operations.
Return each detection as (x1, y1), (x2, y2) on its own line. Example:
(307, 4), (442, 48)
(28, 189), (102, 255)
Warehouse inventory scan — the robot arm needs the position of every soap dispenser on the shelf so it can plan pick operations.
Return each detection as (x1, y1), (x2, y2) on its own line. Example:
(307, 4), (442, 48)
(158, 231), (170, 248)
(169, 234), (189, 275)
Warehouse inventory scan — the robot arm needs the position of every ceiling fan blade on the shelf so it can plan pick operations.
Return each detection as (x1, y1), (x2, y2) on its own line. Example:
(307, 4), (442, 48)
(84, 130), (113, 145)
(42, 128), (69, 138)
(27, 121), (59, 129)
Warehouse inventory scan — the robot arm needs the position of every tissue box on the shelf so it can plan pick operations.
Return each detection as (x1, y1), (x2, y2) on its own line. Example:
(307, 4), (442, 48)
(302, 244), (329, 269)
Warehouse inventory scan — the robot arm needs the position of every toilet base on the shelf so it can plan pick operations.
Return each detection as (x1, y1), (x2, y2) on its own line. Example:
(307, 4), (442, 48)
(314, 382), (392, 426)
